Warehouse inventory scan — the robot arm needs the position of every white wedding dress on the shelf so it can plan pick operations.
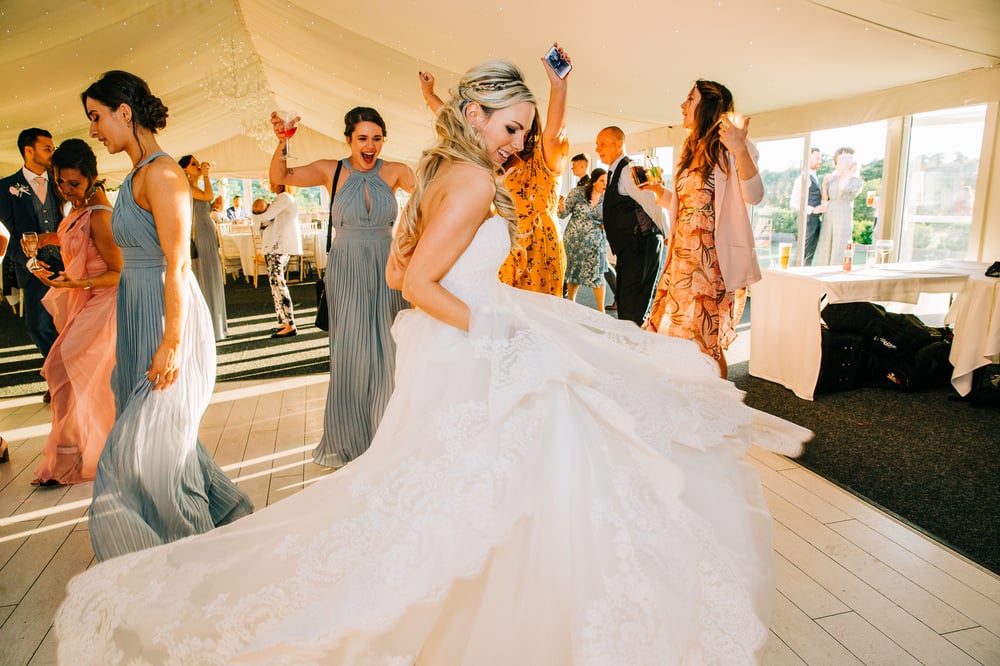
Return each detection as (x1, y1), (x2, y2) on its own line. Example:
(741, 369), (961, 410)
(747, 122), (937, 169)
(56, 216), (809, 665)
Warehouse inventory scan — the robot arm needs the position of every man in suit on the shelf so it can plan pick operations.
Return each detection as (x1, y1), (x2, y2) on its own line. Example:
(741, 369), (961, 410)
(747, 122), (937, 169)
(226, 195), (246, 220)
(0, 128), (63, 374)
(790, 147), (824, 265)
(595, 126), (666, 325)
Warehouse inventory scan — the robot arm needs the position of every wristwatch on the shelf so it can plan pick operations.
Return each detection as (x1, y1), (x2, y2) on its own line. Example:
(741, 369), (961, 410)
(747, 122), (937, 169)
(84, 279), (92, 290)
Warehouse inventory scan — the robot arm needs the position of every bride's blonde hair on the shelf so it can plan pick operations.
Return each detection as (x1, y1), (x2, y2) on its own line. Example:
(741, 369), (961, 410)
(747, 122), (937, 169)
(394, 61), (536, 260)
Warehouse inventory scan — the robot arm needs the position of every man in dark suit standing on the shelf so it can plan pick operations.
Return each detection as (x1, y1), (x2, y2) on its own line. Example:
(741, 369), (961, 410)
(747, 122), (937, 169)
(0, 128), (63, 374)
(791, 147), (824, 266)
(595, 126), (666, 325)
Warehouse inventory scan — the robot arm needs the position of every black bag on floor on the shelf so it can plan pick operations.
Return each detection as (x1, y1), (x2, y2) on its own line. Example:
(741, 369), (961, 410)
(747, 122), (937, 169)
(816, 329), (867, 394)
(966, 364), (1000, 407)
(821, 302), (952, 391)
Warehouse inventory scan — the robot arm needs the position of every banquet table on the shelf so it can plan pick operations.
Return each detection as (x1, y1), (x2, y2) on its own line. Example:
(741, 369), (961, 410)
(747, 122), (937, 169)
(944, 272), (1000, 396)
(748, 260), (987, 400)
(220, 228), (329, 281)
(219, 230), (260, 279)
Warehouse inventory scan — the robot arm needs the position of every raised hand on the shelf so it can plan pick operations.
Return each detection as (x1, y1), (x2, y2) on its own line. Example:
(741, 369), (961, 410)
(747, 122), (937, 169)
(719, 114), (751, 154)
(418, 71), (435, 99)
(269, 111), (299, 141)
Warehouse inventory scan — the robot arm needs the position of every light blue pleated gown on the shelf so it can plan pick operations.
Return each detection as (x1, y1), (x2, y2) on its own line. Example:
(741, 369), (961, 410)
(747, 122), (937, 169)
(190, 197), (228, 341)
(313, 159), (407, 468)
(88, 152), (253, 561)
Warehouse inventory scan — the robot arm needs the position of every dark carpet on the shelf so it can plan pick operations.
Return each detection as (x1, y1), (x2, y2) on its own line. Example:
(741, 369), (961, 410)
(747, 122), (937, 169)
(731, 361), (999, 574)
(2, 282), (997, 573)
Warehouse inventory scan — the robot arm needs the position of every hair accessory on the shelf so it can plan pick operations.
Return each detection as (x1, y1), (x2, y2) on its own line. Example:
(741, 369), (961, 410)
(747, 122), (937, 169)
(467, 81), (511, 93)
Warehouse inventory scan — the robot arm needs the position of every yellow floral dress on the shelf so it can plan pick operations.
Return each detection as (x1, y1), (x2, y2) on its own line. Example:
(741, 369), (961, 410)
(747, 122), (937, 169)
(644, 168), (746, 360)
(497, 145), (565, 295)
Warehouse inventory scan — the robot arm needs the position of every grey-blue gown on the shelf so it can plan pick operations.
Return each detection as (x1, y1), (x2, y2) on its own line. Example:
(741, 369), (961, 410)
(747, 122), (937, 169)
(190, 197), (228, 341)
(313, 159), (407, 468)
(88, 151), (253, 561)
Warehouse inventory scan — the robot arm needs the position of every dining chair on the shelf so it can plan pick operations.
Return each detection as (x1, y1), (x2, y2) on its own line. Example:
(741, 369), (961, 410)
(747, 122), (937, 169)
(250, 227), (268, 288)
(216, 225), (244, 283)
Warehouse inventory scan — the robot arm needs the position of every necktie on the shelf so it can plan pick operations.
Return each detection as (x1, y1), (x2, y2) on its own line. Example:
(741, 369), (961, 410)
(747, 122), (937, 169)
(33, 176), (47, 204)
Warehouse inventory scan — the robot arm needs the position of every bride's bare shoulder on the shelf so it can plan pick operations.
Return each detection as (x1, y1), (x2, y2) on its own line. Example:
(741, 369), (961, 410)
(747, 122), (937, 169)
(423, 162), (495, 213)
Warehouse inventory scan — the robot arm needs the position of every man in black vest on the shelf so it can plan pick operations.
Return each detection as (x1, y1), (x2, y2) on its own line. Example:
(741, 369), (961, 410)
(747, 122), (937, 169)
(595, 126), (666, 325)
(802, 147), (824, 265)
(0, 128), (63, 370)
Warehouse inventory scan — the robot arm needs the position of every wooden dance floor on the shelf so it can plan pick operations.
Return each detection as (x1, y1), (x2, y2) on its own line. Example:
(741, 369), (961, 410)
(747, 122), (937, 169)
(1, 370), (997, 665)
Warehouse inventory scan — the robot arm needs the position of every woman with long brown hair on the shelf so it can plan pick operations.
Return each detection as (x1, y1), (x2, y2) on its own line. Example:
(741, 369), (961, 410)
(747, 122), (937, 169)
(643, 79), (763, 378)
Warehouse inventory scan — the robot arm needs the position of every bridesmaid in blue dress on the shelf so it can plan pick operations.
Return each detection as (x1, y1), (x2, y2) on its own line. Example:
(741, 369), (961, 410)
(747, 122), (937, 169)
(179, 154), (228, 341)
(268, 107), (416, 468)
(82, 70), (253, 561)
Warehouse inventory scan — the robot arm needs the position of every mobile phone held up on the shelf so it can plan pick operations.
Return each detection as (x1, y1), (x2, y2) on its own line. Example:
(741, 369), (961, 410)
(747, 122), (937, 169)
(544, 45), (572, 79)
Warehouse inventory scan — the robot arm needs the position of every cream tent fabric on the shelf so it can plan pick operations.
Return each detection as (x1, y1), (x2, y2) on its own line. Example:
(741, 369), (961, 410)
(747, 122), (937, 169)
(0, 0), (997, 183)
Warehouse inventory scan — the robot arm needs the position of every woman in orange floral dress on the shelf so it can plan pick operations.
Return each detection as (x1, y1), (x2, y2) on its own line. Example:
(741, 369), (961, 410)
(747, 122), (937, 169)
(642, 80), (763, 379)
(419, 44), (570, 296)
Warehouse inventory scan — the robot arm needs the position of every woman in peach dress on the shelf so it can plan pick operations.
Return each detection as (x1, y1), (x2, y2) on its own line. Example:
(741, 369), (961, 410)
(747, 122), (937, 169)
(419, 43), (570, 296)
(31, 138), (121, 486)
(643, 80), (763, 379)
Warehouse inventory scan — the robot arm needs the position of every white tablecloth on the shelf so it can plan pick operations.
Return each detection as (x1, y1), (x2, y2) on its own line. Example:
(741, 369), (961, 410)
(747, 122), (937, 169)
(220, 231), (260, 278)
(221, 229), (329, 280)
(749, 260), (987, 400)
(945, 273), (1000, 396)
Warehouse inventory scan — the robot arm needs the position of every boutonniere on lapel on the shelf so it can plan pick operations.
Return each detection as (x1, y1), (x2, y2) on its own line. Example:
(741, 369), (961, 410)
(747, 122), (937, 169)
(9, 184), (31, 198)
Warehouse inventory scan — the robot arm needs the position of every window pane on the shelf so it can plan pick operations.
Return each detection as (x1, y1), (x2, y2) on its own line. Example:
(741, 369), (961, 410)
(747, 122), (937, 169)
(808, 122), (886, 266)
(749, 137), (804, 268)
(899, 105), (986, 262)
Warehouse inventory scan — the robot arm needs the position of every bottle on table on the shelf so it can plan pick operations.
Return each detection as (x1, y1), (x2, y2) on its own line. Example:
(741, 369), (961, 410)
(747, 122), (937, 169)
(842, 242), (853, 272)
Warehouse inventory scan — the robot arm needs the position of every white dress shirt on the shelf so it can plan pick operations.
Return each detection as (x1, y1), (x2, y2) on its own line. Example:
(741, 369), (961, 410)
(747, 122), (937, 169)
(608, 155), (668, 235)
(252, 192), (303, 256)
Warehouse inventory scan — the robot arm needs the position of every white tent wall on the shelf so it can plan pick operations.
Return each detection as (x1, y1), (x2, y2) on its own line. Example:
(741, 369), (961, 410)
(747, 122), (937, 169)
(1, 0), (998, 253)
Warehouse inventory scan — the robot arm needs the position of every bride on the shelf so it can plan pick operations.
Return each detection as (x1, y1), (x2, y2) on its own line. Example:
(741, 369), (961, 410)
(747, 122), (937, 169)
(56, 61), (809, 665)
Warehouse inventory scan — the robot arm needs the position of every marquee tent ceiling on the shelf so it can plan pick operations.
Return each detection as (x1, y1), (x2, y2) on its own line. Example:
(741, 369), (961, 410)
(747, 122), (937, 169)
(1, 0), (997, 183)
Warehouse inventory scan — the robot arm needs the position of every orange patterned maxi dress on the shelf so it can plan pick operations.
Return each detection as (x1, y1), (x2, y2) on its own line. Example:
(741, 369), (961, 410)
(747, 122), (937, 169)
(497, 144), (565, 295)
(644, 168), (746, 360)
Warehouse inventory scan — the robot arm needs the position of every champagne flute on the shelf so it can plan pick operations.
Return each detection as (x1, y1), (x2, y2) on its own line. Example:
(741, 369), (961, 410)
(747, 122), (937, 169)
(22, 232), (40, 271)
(277, 110), (299, 160)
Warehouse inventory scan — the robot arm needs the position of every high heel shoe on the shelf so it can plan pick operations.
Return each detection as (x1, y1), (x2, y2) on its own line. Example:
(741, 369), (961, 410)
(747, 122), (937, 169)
(0, 437), (9, 464)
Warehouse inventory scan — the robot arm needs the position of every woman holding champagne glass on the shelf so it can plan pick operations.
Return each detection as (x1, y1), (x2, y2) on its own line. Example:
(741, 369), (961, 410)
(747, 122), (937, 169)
(642, 79), (763, 379)
(179, 155), (227, 341)
(815, 151), (863, 266)
(28, 138), (121, 487)
(268, 107), (416, 468)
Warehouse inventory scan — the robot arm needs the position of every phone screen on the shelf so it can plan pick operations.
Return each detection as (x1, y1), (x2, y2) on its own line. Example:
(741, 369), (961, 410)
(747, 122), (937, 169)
(544, 46), (572, 79)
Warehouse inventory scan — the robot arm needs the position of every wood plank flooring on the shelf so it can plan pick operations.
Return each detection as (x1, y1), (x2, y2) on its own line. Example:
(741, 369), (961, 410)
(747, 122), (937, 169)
(0, 373), (997, 665)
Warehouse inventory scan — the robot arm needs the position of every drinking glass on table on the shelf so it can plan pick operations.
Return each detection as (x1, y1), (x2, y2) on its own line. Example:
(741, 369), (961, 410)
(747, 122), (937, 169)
(874, 239), (894, 265)
(778, 242), (792, 269)
(22, 232), (40, 271)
